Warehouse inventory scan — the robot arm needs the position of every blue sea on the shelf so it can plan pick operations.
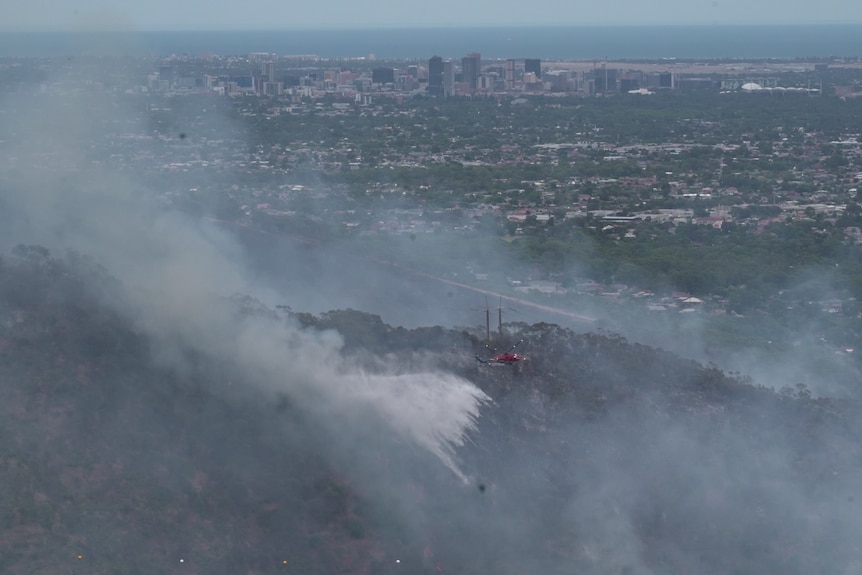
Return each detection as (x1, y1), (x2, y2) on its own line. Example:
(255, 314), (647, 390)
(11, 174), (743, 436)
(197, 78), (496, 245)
(1, 26), (861, 60)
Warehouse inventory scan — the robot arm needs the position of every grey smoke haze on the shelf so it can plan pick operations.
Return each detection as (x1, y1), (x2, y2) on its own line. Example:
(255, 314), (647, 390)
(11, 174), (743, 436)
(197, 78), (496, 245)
(0, 68), (489, 484)
(5, 52), (862, 575)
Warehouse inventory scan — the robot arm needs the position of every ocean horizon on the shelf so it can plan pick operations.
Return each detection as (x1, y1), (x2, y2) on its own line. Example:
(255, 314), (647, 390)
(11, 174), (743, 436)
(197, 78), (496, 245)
(1, 25), (861, 61)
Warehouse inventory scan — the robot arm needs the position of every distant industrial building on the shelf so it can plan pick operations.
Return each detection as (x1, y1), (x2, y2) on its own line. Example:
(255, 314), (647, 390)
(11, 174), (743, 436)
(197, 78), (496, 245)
(678, 77), (717, 91)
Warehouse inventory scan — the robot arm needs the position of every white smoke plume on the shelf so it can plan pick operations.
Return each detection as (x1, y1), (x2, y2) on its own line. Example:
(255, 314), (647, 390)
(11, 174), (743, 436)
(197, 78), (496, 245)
(0, 63), (489, 482)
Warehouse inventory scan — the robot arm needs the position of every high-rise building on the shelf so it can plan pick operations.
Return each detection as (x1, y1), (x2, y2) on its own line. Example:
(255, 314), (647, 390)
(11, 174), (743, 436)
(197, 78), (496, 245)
(372, 67), (395, 85)
(428, 56), (444, 97)
(597, 66), (618, 93)
(262, 62), (275, 83)
(620, 77), (640, 92)
(659, 72), (674, 89)
(505, 59), (516, 91)
(262, 81), (283, 96)
(158, 66), (174, 87)
(442, 60), (454, 97)
(462, 52), (481, 93)
(547, 71), (569, 92)
(524, 58), (541, 79)
(478, 74), (495, 91)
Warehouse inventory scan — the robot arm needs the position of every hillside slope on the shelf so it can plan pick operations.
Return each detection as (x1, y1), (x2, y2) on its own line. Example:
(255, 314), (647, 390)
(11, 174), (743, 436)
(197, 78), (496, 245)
(2, 248), (861, 575)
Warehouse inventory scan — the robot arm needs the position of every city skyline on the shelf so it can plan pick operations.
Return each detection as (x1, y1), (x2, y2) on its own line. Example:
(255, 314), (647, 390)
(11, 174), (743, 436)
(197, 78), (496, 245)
(3, 0), (862, 33)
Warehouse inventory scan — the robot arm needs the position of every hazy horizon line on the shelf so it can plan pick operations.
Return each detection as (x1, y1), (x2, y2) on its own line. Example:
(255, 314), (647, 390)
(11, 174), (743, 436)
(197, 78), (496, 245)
(3, 22), (862, 34)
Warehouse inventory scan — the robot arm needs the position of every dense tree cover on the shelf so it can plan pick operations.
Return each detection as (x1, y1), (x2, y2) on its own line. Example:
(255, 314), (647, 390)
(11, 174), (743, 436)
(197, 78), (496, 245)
(603, 220), (851, 297)
(3, 250), (862, 574)
(512, 215), (862, 303)
(0, 250), (404, 575)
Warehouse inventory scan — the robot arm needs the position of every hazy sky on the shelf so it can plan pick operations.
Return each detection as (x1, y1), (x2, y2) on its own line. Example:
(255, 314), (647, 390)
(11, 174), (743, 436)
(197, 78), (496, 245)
(4, 0), (862, 31)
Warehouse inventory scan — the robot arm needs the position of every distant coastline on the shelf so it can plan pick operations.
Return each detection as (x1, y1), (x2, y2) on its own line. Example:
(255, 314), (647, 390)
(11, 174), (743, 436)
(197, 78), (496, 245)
(1, 25), (862, 60)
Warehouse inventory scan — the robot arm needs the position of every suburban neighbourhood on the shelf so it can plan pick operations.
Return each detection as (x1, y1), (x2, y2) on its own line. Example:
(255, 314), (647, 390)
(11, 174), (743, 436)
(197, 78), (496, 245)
(5, 51), (862, 330)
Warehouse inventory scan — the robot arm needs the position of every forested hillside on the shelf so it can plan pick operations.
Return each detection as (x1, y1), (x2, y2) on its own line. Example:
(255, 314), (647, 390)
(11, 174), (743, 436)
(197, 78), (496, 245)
(2, 248), (861, 574)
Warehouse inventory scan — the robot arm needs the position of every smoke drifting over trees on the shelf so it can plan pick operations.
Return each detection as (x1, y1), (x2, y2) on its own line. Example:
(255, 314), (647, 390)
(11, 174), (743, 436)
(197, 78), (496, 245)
(2, 55), (862, 575)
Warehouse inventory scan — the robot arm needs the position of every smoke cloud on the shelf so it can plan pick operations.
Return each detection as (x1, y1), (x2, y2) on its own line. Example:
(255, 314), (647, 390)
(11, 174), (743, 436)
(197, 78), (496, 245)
(4, 44), (862, 575)
(0, 62), (489, 486)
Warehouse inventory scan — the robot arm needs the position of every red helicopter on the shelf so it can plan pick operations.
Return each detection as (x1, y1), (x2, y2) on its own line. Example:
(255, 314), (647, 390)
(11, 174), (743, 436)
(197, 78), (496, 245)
(475, 340), (527, 366)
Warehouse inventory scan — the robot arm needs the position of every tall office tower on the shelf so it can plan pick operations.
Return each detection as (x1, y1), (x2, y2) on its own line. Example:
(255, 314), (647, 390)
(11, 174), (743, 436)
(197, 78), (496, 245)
(478, 74), (496, 91)
(262, 81), (282, 96)
(659, 72), (674, 89)
(158, 66), (175, 86)
(442, 60), (454, 97)
(262, 61), (275, 83)
(462, 52), (481, 93)
(372, 67), (395, 84)
(428, 55), (444, 97)
(524, 58), (541, 79)
(598, 66), (618, 93)
(505, 59), (516, 91)
(620, 75), (640, 92)
(547, 71), (569, 91)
